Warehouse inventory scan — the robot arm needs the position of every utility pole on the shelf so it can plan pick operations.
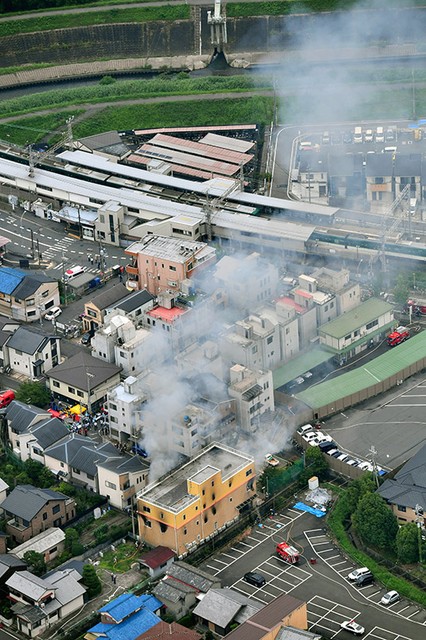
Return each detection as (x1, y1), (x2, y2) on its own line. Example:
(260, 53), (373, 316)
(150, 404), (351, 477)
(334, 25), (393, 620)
(415, 504), (424, 564)
(368, 445), (379, 488)
(61, 252), (68, 306)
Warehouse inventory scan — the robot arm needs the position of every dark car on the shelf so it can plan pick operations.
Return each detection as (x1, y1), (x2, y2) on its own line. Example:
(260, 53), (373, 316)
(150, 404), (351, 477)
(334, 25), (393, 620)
(331, 449), (343, 458)
(355, 571), (374, 587)
(243, 572), (266, 587)
(132, 444), (148, 458)
(319, 441), (336, 453)
(81, 330), (95, 345)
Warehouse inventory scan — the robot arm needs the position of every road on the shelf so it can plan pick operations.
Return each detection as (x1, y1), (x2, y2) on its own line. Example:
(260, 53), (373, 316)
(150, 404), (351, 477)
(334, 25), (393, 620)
(201, 504), (426, 639)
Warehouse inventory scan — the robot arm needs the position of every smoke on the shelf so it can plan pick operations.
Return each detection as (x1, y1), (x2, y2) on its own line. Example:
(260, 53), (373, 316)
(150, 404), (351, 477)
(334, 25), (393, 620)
(132, 250), (293, 482)
(265, 1), (423, 125)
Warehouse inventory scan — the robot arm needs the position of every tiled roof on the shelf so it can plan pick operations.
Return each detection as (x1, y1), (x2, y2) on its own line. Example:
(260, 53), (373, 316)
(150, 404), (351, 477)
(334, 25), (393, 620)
(6, 327), (53, 355)
(136, 621), (202, 640)
(89, 283), (129, 311)
(139, 546), (175, 570)
(45, 350), (121, 390)
(0, 485), (70, 521)
(99, 593), (161, 621)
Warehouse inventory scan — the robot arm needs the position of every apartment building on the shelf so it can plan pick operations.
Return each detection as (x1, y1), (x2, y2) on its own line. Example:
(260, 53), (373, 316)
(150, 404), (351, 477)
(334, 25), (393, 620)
(107, 376), (148, 446)
(136, 443), (255, 556)
(125, 235), (216, 295)
(228, 365), (274, 433)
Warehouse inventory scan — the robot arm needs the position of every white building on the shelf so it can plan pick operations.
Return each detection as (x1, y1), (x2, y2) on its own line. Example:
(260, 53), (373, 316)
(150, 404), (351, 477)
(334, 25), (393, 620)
(107, 376), (148, 446)
(228, 365), (274, 433)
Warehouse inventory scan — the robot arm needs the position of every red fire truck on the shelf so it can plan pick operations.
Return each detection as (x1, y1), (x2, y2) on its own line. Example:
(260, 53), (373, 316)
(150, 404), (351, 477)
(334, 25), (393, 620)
(407, 298), (426, 316)
(387, 326), (410, 347)
(276, 541), (300, 564)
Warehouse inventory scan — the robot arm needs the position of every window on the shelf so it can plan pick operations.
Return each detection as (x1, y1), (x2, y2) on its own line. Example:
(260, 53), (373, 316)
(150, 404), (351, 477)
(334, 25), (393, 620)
(77, 390), (84, 398)
(345, 334), (351, 341)
(52, 504), (60, 514)
(43, 512), (48, 521)
(366, 319), (379, 330)
(143, 506), (151, 513)
(160, 523), (167, 533)
(68, 386), (75, 394)
(246, 468), (252, 477)
(72, 468), (80, 475)
(397, 505), (406, 512)
(267, 336), (273, 344)
(211, 481), (214, 487)
(183, 528), (187, 535)
(169, 265), (176, 271)
(183, 514), (186, 520)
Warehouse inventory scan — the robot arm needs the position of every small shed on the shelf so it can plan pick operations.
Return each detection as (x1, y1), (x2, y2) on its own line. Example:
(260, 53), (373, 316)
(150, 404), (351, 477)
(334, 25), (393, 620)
(139, 546), (175, 579)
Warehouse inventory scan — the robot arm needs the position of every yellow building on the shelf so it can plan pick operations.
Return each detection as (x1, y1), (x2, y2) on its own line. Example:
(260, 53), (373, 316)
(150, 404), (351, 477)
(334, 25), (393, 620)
(136, 443), (256, 556)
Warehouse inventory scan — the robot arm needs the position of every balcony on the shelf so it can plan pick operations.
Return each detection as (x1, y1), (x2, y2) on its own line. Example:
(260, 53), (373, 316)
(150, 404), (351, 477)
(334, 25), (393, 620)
(126, 265), (139, 276)
(121, 486), (136, 501)
(7, 518), (29, 532)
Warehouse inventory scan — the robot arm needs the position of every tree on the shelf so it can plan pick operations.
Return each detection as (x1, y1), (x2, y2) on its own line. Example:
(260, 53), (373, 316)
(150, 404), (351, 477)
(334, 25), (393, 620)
(23, 459), (55, 488)
(396, 523), (420, 564)
(393, 273), (411, 306)
(299, 446), (330, 486)
(82, 564), (102, 598)
(23, 551), (46, 577)
(65, 527), (84, 556)
(15, 381), (50, 408)
(342, 473), (376, 517)
(352, 493), (398, 550)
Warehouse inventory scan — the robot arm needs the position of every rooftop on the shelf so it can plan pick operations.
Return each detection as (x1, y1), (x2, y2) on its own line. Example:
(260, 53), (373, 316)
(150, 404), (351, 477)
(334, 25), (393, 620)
(125, 235), (214, 264)
(272, 348), (333, 389)
(147, 306), (187, 324)
(13, 528), (66, 559)
(138, 443), (253, 512)
(296, 330), (426, 410)
(319, 297), (393, 338)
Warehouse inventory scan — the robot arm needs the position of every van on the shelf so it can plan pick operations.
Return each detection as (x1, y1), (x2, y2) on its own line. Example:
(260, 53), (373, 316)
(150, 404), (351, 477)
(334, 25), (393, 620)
(353, 127), (363, 143)
(375, 126), (384, 143)
(364, 129), (373, 143)
(64, 265), (85, 281)
(297, 424), (314, 436)
(410, 198), (417, 216)
(347, 566), (370, 581)
(384, 146), (397, 154)
(322, 131), (330, 145)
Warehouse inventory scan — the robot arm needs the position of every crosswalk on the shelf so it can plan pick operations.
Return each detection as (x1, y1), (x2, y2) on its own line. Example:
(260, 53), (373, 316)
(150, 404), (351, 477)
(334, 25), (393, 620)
(52, 262), (100, 276)
(42, 236), (80, 261)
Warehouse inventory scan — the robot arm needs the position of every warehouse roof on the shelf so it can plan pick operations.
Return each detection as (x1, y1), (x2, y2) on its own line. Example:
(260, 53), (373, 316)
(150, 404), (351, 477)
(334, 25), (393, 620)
(147, 133), (253, 166)
(296, 330), (426, 409)
(319, 298), (393, 339)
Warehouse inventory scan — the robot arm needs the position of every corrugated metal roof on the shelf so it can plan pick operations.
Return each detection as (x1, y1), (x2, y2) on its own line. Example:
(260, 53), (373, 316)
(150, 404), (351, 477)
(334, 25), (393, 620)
(319, 298), (393, 339)
(133, 125), (257, 135)
(273, 349), (333, 389)
(0, 266), (25, 295)
(149, 134), (253, 166)
(200, 132), (254, 153)
(137, 144), (241, 176)
(296, 330), (426, 409)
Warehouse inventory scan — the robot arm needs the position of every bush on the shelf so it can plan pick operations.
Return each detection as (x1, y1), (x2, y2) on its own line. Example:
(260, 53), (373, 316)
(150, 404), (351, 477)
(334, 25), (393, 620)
(82, 564), (102, 598)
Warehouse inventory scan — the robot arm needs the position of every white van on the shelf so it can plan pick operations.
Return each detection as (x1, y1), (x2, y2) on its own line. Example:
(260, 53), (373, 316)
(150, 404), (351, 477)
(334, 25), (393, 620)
(64, 265), (85, 281)
(353, 127), (363, 143)
(364, 129), (373, 142)
(375, 126), (384, 143)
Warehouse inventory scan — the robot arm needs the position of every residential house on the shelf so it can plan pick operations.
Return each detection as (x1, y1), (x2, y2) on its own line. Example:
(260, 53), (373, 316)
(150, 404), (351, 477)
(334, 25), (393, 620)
(0, 554), (27, 597)
(136, 443), (255, 556)
(298, 151), (328, 200)
(194, 588), (264, 636)
(213, 252), (279, 312)
(44, 434), (120, 493)
(0, 485), (75, 544)
(328, 153), (357, 200)
(82, 283), (129, 333)
(12, 528), (66, 564)
(0, 316), (19, 369)
(293, 279), (336, 328)
(394, 154), (421, 202)
(6, 401), (69, 463)
(0, 267), (60, 324)
(153, 561), (220, 619)
(377, 441), (426, 526)
(318, 297), (394, 363)
(45, 351), (122, 413)
(86, 592), (162, 640)
(228, 364), (274, 434)
(222, 593), (310, 640)
(125, 234), (216, 295)
(97, 454), (149, 510)
(138, 546), (176, 579)
(4, 327), (60, 379)
(136, 621), (202, 640)
(108, 288), (156, 322)
(6, 568), (85, 637)
(365, 154), (394, 210)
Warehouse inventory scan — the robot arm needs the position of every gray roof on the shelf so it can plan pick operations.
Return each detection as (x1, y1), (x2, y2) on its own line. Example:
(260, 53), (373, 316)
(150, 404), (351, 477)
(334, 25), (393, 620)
(29, 418), (70, 450)
(0, 554), (26, 579)
(97, 453), (149, 474)
(46, 435), (120, 476)
(6, 326), (55, 355)
(365, 154), (393, 177)
(193, 589), (263, 628)
(0, 485), (69, 521)
(113, 289), (155, 313)
(45, 350), (121, 390)
(11, 601), (47, 624)
(13, 272), (55, 300)
(167, 561), (218, 593)
(393, 154), (421, 177)
(6, 570), (52, 600)
(328, 153), (354, 177)
(5, 401), (50, 433)
(89, 283), (129, 311)
(45, 569), (86, 605)
(277, 627), (321, 640)
(377, 442), (426, 509)
(154, 577), (195, 604)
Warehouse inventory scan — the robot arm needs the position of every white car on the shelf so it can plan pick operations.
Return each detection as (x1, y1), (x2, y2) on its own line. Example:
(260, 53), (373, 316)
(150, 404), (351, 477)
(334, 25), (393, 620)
(358, 461), (374, 472)
(302, 431), (319, 443)
(45, 306), (62, 321)
(297, 424), (313, 436)
(340, 620), (365, 636)
(347, 567), (370, 581)
(381, 590), (400, 606)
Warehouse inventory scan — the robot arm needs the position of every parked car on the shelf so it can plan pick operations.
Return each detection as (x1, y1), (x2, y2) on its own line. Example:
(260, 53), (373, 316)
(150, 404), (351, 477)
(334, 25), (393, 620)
(64, 265), (85, 281)
(347, 567), (370, 581)
(81, 331), (94, 345)
(243, 572), (266, 587)
(297, 424), (314, 436)
(319, 441), (337, 453)
(45, 306), (62, 321)
(331, 449), (343, 458)
(355, 571), (374, 587)
(340, 620), (365, 635)
(381, 590), (400, 606)
(131, 444), (148, 458)
(0, 389), (15, 409)
(326, 448), (339, 457)
(337, 453), (349, 462)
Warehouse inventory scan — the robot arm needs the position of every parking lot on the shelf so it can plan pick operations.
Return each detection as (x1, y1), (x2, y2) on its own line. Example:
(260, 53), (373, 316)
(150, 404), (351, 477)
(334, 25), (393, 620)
(323, 374), (426, 470)
(201, 505), (426, 639)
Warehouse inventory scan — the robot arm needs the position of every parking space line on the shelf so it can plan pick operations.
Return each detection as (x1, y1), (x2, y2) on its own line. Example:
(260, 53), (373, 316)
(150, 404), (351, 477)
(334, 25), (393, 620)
(313, 541), (330, 545)
(221, 552), (242, 559)
(237, 541), (252, 548)
(231, 584), (270, 604)
(316, 547), (335, 553)
(332, 560), (349, 567)
(211, 558), (228, 565)
(327, 554), (341, 560)
(205, 565), (219, 573)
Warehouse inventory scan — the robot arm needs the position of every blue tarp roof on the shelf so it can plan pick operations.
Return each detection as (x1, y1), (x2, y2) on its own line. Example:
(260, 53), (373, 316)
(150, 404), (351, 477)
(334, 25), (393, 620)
(99, 593), (161, 620)
(0, 266), (26, 295)
(293, 502), (326, 518)
(89, 608), (160, 640)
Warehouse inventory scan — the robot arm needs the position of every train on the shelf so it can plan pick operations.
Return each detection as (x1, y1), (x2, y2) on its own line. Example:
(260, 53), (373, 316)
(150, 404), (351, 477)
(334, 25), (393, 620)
(309, 228), (426, 261)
